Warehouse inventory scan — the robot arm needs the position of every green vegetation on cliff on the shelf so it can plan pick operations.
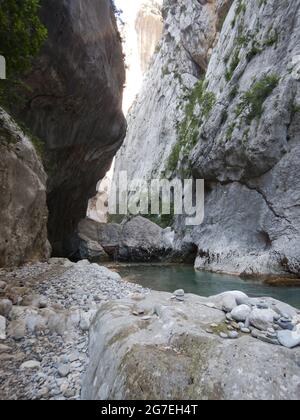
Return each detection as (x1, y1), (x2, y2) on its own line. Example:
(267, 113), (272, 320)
(0, 0), (47, 155)
(167, 79), (216, 173)
(0, 0), (47, 77)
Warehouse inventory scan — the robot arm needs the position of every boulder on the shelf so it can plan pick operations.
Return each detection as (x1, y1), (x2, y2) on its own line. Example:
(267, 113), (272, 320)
(11, 0), (126, 257)
(210, 291), (248, 313)
(0, 108), (50, 267)
(231, 305), (252, 322)
(249, 308), (277, 331)
(77, 216), (173, 262)
(278, 330), (300, 349)
(119, 216), (172, 261)
(82, 291), (300, 400)
(20, 361), (41, 370)
(78, 235), (109, 262)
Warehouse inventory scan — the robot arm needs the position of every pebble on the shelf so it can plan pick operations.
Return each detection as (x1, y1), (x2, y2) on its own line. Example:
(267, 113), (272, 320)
(174, 289), (185, 298)
(276, 319), (294, 331)
(58, 364), (70, 378)
(0, 343), (11, 354)
(0, 299), (13, 317)
(241, 328), (251, 334)
(20, 360), (41, 370)
(226, 313), (233, 321)
(228, 331), (239, 339)
(0, 281), (7, 290)
(220, 333), (228, 339)
(206, 329), (213, 334)
(231, 322), (240, 330)
(0, 315), (6, 340)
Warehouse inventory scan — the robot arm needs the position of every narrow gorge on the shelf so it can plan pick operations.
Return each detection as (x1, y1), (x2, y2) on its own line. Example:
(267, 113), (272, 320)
(0, 0), (300, 401)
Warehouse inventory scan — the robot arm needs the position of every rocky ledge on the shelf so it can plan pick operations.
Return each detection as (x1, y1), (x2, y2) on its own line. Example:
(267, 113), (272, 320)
(0, 259), (145, 400)
(82, 290), (300, 400)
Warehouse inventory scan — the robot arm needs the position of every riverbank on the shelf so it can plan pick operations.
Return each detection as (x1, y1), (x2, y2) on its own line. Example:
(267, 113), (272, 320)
(0, 259), (146, 400)
(106, 263), (300, 310)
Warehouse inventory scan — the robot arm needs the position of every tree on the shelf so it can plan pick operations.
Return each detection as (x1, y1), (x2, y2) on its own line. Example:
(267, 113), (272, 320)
(0, 0), (47, 78)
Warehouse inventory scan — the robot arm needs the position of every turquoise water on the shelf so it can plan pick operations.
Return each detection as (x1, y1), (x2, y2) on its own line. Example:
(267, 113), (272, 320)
(113, 264), (300, 309)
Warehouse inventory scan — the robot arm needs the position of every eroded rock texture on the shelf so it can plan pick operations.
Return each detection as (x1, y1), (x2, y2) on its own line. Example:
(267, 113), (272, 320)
(82, 291), (300, 400)
(12, 0), (126, 256)
(77, 216), (173, 262)
(0, 108), (50, 267)
(114, 0), (300, 278)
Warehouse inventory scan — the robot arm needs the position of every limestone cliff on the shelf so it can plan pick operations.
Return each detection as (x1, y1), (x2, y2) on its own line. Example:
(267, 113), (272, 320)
(121, 0), (163, 113)
(0, 108), (50, 267)
(114, 0), (300, 278)
(11, 0), (126, 257)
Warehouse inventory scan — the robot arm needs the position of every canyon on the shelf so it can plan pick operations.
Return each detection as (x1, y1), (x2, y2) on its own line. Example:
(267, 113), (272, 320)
(112, 0), (300, 280)
(0, 0), (300, 401)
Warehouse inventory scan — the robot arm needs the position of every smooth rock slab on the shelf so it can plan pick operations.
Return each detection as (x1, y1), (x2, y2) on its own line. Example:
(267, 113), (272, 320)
(82, 291), (300, 400)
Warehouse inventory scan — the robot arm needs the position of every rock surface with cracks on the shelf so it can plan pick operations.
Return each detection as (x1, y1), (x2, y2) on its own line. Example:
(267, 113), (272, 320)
(10, 0), (126, 258)
(114, 0), (300, 279)
(82, 290), (300, 400)
(0, 108), (50, 268)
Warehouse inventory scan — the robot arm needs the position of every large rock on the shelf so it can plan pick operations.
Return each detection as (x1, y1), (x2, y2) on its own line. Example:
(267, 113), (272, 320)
(77, 216), (173, 262)
(0, 108), (50, 267)
(249, 308), (277, 331)
(82, 291), (300, 400)
(113, 0), (300, 278)
(11, 0), (126, 257)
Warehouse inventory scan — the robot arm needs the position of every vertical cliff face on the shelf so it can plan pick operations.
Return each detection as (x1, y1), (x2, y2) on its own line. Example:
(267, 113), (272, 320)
(12, 0), (126, 256)
(0, 108), (50, 267)
(114, 0), (230, 181)
(121, 0), (163, 113)
(136, 0), (164, 74)
(114, 0), (300, 278)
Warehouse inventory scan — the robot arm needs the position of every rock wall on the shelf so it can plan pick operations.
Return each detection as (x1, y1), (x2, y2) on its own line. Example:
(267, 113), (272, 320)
(114, 0), (300, 278)
(0, 108), (50, 267)
(121, 0), (163, 113)
(11, 0), (126, 257)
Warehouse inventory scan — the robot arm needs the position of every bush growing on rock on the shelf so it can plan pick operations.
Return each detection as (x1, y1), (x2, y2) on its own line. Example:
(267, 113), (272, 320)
(0, 0), (47, 105)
